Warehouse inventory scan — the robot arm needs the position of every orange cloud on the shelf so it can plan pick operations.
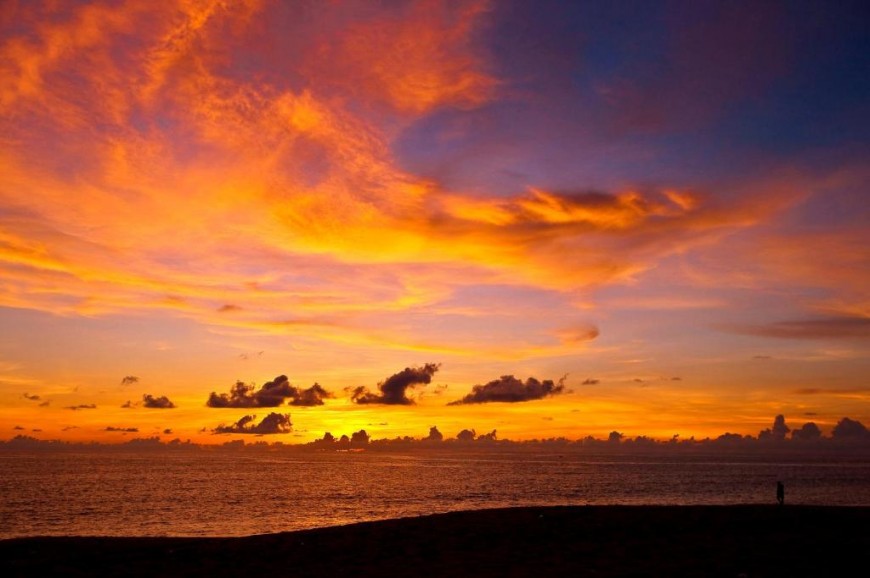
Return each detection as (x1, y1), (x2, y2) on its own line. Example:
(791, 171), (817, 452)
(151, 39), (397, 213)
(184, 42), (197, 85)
(670, 166), (869, 322)
(556, 325), (601, 345)
(0, 1), (137, 109)
(0, 0), (814, 363)
(308, 0), (496, 114)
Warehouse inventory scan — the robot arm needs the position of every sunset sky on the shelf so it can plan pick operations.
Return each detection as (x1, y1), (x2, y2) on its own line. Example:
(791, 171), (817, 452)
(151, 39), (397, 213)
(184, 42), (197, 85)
(1, 0), (867, 444)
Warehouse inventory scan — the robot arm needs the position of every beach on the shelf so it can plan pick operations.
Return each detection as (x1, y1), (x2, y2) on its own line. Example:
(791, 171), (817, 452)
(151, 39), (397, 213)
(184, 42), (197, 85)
(2, 505), (867, 577)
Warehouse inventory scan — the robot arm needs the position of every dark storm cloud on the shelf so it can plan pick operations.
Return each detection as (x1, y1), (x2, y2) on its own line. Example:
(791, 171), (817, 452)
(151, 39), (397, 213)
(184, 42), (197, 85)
(831, 417), (869, 439)
(65, 404), (96, 410)
(289, 383), (333, 406)
(120, 376), (139, 385)
(758, 414), (790, 441)
(350, 430), (370, 446)
(208, 380), (272, 407)
(23, 393), (41, 401)
(105, 426), (139, 432)
(792, 422), (822, 441)
(447, 375), (566, 405)
(351, 363), (440, 405)
(424, 426), (443, 442)
(142, 394), (176, 409)
(207, 375), (333, 408)
(212, 413), (292, 435)
(721, 317), (870, 339)
(478, 430), (497, 441)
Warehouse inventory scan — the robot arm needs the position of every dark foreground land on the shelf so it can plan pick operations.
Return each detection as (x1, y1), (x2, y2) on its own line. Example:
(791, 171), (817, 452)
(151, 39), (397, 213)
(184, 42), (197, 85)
(2, 506), (868, 577)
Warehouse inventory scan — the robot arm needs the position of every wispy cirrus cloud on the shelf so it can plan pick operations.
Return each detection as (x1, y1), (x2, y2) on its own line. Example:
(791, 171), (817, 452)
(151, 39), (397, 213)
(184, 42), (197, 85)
(304, 0), (496, 114)
(0, 0), (794, 364)
(1, 0), (867, 447)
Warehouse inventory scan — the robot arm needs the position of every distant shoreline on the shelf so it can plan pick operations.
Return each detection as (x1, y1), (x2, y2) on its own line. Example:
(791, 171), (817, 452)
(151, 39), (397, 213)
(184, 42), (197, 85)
(3, 505), (868, 577)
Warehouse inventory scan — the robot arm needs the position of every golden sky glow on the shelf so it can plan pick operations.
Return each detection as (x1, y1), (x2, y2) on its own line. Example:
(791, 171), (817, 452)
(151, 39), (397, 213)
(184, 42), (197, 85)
(1, 0), (868, 444)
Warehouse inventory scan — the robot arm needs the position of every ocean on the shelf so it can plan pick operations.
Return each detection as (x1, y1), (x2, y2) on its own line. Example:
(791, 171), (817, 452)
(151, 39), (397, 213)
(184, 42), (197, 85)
(2, 449), (868, 539)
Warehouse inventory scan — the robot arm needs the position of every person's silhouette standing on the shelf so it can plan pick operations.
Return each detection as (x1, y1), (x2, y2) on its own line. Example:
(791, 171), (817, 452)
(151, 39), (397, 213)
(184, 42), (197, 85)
(776, 481), (785, 505)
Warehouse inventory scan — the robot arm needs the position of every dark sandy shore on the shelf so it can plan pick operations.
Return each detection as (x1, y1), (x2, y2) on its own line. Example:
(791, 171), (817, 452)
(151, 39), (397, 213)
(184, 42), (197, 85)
(2, 506), (868, 577)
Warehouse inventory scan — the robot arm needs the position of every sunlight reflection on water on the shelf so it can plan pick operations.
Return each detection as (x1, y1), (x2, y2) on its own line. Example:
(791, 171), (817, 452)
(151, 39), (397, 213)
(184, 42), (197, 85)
(1, 450), (868, 538)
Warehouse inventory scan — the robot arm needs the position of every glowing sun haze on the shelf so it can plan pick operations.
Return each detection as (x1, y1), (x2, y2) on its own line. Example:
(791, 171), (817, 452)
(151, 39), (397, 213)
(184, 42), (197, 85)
(1, 0), (868, 444)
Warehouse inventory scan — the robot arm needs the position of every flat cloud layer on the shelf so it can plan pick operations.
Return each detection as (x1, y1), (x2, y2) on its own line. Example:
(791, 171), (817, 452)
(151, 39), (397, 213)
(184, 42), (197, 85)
(722, 317), (870, 340)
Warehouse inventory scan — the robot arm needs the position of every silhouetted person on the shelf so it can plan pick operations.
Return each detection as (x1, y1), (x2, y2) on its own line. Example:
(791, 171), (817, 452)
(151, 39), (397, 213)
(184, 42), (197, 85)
(776, 481), (785, 505)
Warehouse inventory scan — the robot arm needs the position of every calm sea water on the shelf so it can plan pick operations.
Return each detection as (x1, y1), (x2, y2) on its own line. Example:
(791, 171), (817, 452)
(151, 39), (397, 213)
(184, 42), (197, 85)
(1, 450), (868, 538)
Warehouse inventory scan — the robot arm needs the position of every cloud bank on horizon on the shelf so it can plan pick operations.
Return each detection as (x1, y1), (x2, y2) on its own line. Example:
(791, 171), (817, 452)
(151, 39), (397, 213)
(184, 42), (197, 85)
(0, 0), (867, 443)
